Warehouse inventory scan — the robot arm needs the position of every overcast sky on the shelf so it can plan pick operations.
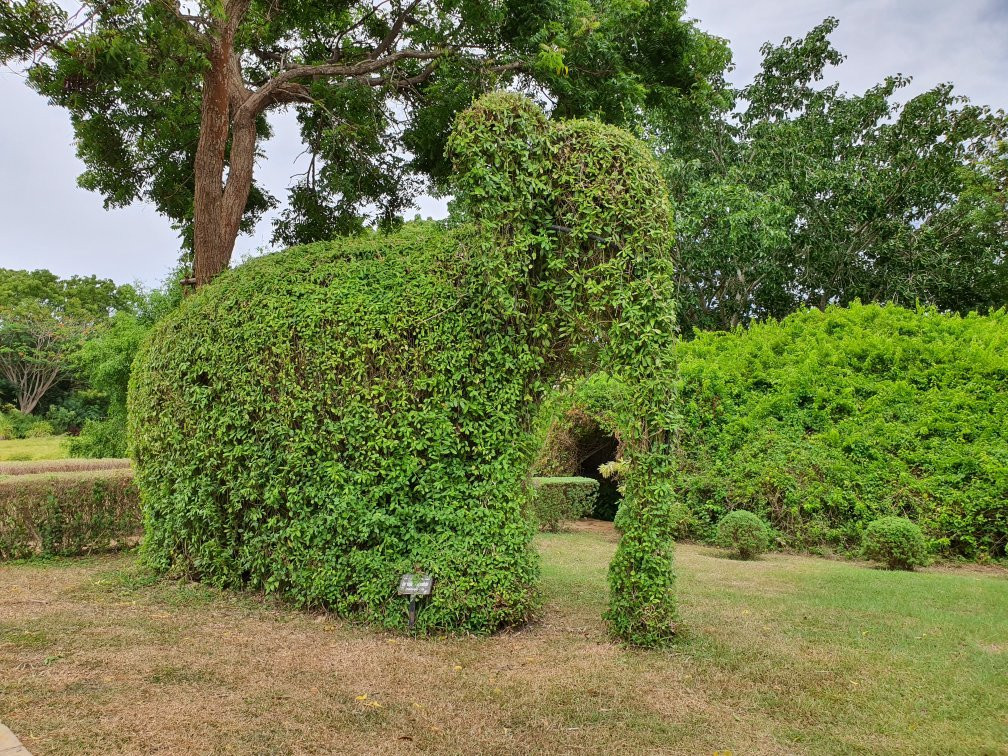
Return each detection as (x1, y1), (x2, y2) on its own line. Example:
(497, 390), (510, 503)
(2, 0), (1006, 288)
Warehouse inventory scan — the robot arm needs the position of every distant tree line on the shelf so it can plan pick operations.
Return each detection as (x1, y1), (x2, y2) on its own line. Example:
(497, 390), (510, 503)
(663, 18), (1007, 334)
(0, 267), (180, 455)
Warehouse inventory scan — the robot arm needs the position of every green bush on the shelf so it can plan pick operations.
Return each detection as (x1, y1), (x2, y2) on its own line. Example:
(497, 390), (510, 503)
(69, 416), (127, 458)
(0, 415), (14, 440)
(45, 390), (107, 434)
(529, 477), (599, 531)
(0, 469), (140, 560)
(674, 303), (1008, 559)
(0, 409), (37, 439)
(862, 516), (929, 570)
(129, 93), (680, 643)
(24, 420), (54, 438)
(715, 510), (771, 559)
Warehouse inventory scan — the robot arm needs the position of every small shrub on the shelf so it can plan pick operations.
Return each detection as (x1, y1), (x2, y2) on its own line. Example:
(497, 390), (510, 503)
(529, 477), (599, 531)
(715, 510), (771, 559)
(862, 516), (929, 570)
(0, 469), (140, 560)
(0, 410), (36, 439)
(69, 417), (127, 458)
(25, 420), (54, 438)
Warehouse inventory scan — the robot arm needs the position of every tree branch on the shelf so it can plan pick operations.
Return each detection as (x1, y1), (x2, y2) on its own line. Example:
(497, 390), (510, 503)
(239, 49), (442, 119)
(372, 0), (423, 60)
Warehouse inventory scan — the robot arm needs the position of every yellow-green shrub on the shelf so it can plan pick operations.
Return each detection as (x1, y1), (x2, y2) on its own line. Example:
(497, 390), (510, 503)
(862, 516), (929, 570)
(715, 509), (771, 559)
(675, 303), (1008, 559)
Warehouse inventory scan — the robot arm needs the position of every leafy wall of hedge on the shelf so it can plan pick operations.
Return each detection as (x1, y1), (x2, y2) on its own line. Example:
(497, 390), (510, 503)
(0, 469), (140, 559)
(675, 303), (1008, 558)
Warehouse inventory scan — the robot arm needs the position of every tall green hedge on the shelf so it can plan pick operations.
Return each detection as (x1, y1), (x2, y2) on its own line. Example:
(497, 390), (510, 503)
(130, 93), (681, 641)
(675, 303), (1008, 559)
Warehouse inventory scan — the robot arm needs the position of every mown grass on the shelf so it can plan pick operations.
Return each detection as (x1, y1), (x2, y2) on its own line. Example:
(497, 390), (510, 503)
(0, 435), (69, 462)
(0, 523), (1005, 754)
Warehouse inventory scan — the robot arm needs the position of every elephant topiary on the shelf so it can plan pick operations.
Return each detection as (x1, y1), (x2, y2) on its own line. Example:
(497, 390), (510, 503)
(129, 92), (680, 641)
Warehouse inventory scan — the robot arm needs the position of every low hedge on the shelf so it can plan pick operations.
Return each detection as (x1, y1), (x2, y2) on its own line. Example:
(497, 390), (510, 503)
(529, 477), (599, 531)
(0, 469), (140, 559)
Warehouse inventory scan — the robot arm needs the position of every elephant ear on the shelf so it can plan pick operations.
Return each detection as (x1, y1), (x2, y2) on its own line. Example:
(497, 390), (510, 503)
(447, 91), (552, 230)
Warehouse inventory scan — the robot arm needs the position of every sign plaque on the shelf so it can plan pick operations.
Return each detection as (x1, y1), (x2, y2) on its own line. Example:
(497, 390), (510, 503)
(398, 574), (434, 596)
(398, 573), (434, 630)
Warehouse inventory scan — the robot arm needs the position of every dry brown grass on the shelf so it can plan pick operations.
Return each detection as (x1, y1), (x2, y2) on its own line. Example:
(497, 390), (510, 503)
(1, 526), (1005, 755)
(0, 459), (130, 477)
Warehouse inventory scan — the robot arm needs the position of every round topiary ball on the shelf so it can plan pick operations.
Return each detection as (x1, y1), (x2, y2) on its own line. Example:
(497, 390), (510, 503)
(862, 516), (928, 570)
(715, 510), (771, 559)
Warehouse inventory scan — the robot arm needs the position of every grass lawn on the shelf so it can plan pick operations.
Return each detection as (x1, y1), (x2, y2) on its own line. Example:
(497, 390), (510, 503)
(0, 435), (69, 462)
(1, 522), (1005, 754)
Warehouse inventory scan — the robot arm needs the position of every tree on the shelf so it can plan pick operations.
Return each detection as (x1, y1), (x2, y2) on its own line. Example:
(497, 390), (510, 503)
(0, 268), (137, 413)
(1, 0), (727, 286)
(0, 301), (87, 413)
(662, 18), (1008, 334)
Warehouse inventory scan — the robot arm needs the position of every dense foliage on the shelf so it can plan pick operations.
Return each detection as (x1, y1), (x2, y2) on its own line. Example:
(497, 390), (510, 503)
(529, 477), (598, 531)
(1, 0), (725, 282)
(129, 93), (680, 641)
(0, 469), (139, 559)
(674, 302), (1008, 559)
(862, 516), (929, 570)
(715, 510), (771, 559)
(662, 18), (1008, 334)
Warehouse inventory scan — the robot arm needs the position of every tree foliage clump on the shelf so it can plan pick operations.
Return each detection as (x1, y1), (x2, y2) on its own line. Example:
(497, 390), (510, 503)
(129, 93), (680, 642)
(663, 18), (1008, 334)
(1, 0), (725, 284)
(674, 302), (1008, 559)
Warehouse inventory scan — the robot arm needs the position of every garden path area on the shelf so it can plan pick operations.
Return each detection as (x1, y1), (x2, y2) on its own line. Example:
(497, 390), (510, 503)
(1, 524), (1006, 754)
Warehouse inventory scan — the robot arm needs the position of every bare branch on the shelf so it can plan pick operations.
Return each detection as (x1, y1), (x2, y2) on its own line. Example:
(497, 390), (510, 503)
(239, 48), (442, 119)
(372, 0), (423, 60)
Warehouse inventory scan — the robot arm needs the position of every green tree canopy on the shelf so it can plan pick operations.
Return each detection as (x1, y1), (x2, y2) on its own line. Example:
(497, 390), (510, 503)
(662, 18), (1008, 334)
(1, 0), (727, 285)
(0, 268), (138, 413)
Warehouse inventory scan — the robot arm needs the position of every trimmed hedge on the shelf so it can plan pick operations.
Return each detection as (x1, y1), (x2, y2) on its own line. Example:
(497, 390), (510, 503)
(529, 477), (599, 531)
(862, 516), (929, 570)
(0, 469), (140, 559)
(715, 509), (771, 559)
(675, 303), (1008, 559)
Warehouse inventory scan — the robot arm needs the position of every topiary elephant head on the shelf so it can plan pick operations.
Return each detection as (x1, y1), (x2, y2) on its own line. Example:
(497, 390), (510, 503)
(128, 91), (678, 642)
(447, 92), (676, 376)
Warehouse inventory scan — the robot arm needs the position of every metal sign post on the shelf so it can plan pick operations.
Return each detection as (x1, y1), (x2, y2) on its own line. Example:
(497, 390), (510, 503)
(397, 573), (434, 630)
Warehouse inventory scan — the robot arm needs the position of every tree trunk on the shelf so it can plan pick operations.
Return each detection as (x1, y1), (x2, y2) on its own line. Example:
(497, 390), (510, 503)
(191, 21), (255, 288)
